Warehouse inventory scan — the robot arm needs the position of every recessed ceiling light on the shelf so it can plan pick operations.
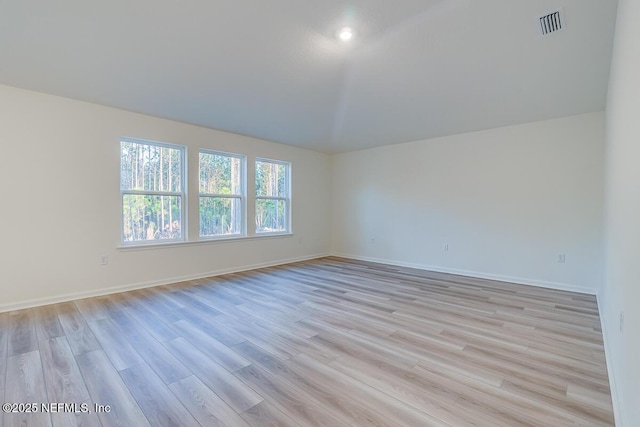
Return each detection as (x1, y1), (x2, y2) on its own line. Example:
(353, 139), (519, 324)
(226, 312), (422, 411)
(338, 27), (353, 41)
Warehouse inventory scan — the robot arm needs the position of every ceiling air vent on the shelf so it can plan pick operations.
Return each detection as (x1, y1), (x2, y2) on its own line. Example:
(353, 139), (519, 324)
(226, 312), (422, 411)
(539, 11), (564, 36)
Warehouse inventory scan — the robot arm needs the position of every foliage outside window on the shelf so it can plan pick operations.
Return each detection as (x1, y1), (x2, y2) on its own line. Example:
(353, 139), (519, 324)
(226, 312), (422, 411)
(199, 151), (245, 237)
(120, 138), (185, 244)
(255, 159), (290, 233)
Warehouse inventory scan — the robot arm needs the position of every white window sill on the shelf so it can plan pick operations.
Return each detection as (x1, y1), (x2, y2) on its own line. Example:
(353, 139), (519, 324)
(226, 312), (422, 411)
(118, 232), (293, 251)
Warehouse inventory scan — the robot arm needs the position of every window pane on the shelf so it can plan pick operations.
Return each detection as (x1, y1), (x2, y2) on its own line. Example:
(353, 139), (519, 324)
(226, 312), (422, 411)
(121, 141), (182, 192)
(122, 194), (182, 241)
(255, 160), (286, 197)
(200, 197), (242, 237)
(200, 152), (242, 195)
(256, 199), (286, 233)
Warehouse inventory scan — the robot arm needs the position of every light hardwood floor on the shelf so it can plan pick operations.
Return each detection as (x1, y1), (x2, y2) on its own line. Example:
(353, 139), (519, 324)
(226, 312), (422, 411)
(0, 257), (614, 426)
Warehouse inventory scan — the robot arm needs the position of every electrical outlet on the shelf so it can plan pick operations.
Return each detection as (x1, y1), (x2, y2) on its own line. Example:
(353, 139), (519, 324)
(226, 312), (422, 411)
(443, 243), (449, 251)
(100, 255), (108, 266)
(370, 237), (376, 244)
(620, 311), (624, 333)
(557, 253), (565, 263)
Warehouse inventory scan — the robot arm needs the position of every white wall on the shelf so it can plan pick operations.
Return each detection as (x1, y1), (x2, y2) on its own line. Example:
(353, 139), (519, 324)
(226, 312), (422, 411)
(332, 112), (605, 293)
(0, 57), (628, 420)
(0, 84), (331, 310)
(602, 0), (640, 424)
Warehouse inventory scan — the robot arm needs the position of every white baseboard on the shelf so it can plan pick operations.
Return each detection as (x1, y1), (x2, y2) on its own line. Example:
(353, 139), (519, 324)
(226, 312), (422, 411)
(331, 252), (598, 295)
(4, 252), (596, 312)
(597, 294), (624, 427)
(0, 253), (329, 313)
(4, 251), (617, 422)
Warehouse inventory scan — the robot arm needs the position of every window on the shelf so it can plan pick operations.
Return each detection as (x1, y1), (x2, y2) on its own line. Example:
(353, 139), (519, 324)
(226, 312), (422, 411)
(199, 150), (245, 237)
(255, 158), (290, 233)
(120, 138), (185, 244)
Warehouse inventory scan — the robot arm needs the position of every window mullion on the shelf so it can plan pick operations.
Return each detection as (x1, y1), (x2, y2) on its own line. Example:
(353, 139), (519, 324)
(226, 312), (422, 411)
(256, 196), (287, 201)
(123, 190), (183, 197)
(200, 193), (242, 199)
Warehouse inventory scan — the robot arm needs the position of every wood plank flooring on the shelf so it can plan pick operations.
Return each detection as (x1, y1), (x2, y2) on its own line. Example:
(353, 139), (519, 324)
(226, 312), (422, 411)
(0, 257), (614, 426)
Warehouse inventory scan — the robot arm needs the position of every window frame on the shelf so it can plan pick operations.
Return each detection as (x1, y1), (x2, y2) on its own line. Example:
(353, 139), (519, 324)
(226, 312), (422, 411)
(255, 157), (291, 235)
(198, 149), (247, 239)
(120, 137), (187, 246)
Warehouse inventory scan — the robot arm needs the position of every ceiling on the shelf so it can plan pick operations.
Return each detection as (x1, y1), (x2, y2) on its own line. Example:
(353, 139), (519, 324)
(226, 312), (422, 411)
(0, 0), (618, 153)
